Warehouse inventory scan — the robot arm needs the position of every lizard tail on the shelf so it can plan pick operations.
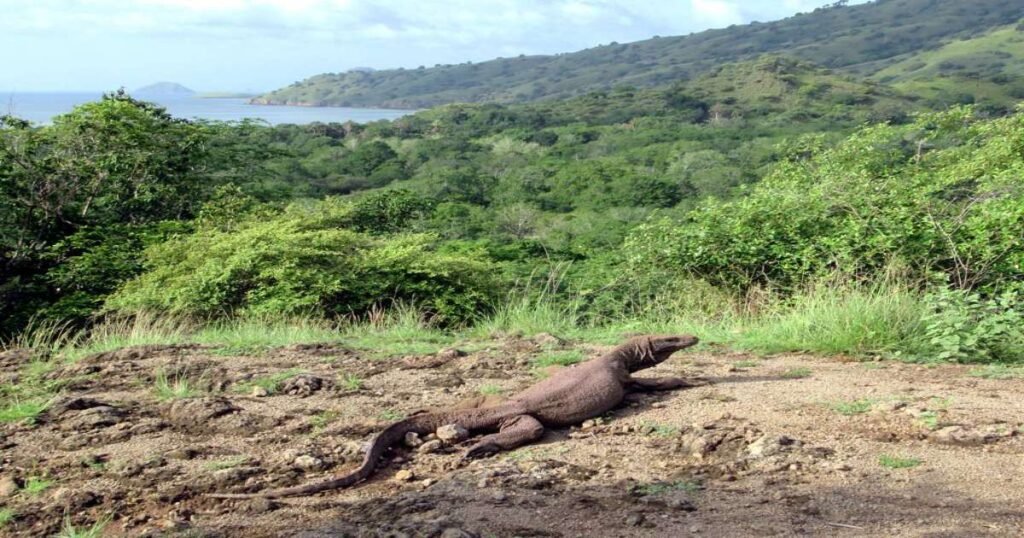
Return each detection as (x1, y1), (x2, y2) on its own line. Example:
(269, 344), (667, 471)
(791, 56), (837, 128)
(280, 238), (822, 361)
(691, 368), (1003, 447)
(206, 415), (439, 499)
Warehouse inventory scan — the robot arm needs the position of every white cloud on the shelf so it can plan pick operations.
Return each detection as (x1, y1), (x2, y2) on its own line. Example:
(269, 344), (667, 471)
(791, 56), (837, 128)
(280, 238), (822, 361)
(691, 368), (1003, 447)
(0, 0), (869, 91)
(690, 0), (744, 27)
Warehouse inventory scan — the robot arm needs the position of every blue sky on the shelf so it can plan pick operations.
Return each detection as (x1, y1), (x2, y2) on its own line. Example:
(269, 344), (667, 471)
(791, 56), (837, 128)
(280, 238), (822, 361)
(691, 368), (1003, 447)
(1, 0), (866, 92)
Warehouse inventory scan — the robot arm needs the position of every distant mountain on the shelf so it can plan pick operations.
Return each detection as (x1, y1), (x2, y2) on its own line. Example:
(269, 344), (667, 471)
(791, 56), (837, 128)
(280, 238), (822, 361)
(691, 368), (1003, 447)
(254, 0), (1023, 109)
(134, 82), (196, 97)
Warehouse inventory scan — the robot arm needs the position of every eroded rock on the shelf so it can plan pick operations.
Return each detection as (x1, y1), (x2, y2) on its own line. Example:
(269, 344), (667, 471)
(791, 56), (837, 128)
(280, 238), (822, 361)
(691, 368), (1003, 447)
(436, 424), (469, 443)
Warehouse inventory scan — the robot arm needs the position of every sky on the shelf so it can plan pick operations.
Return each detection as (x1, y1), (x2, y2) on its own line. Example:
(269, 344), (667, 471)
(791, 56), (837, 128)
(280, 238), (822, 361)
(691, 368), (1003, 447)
(0, 0), (867, 92)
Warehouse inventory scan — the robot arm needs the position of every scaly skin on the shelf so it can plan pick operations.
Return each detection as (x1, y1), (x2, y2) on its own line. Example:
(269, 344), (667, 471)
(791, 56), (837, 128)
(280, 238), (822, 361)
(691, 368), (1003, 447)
(208, 334), (698, 499)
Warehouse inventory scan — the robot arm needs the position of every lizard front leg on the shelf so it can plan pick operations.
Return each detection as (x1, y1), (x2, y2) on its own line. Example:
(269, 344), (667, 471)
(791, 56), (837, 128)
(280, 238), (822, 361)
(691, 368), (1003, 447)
(464, 415), (544, 459)
(627, 376), (692, 392)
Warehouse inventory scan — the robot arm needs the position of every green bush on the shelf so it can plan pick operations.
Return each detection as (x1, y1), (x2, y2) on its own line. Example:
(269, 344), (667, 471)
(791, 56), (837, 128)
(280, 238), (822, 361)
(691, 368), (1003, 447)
(626, 107), (1024, 293)
(916, 289), (1024, 363)
(106, 199), (500, 324)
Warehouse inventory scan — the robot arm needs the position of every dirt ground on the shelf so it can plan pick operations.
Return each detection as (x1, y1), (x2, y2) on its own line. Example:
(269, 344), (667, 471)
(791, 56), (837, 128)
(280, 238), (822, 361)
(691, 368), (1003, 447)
(1, 336), (1022, 537)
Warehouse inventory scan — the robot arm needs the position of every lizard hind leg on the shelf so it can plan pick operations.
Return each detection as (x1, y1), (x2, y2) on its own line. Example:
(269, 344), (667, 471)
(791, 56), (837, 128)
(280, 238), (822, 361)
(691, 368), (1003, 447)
(464, 414), (544, 459)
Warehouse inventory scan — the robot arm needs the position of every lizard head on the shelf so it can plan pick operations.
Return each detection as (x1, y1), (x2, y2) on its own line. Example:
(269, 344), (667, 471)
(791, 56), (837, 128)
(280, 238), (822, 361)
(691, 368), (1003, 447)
(624, 334), (699, 372)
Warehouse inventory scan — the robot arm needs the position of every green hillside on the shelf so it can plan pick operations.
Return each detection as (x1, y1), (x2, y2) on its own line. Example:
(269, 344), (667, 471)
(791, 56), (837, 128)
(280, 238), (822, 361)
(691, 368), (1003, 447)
(254, 0), (1023, 108)
(872, 24), (1024, 109)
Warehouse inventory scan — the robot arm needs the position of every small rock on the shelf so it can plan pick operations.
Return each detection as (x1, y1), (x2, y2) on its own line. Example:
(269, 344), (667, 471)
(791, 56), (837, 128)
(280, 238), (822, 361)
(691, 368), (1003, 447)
(747, 435), (796, 458)
(437, 424), (470, 443)
(405, 432), (423, 448)
(871, 401), (907, 413)
(51, 487), (100, 509)
(668, 499), (698, 512)
(433, 375), (465, 388)
(0, 476), (19, 498)
(626, 513), (646, 527)
(293, 455), (324, 471)
(419, 440), (444, 453)
(928, 425), (1007, 447)
(421, 479), (435, 487)
(581, 419), (597, 429)
(251, 386), (270, 397)
(436, 348), (465, 360)
(60, 405), (125, 431)
(280, 374), (326, 397)
(492, 491), (507, 502)
(246, 497), (276, 514)
(166, 448), (198, 460)
(532, 333), (565, 347)
(394, 469), (415, 482)
(439, 529), (476, 538)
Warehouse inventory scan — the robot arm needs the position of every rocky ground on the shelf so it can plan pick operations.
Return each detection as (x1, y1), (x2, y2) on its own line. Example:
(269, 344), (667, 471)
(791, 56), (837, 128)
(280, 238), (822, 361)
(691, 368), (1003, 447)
(1, 336), (1022, 537)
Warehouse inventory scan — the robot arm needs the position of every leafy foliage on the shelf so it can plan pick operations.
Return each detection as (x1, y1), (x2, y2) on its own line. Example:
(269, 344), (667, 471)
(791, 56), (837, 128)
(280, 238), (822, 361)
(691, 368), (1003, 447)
(625, 107), (1024, 293)
(105, 199), (499, 324)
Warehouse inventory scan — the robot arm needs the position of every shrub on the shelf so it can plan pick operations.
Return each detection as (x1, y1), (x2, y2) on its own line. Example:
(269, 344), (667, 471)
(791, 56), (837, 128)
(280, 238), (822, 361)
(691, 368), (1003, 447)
(625, 107), (1024, 293)
(106, 199), (500, 325)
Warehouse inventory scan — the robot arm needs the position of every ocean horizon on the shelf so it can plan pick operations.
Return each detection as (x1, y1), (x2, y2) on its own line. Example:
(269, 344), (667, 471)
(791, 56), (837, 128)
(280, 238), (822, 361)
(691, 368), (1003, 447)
(0, 92), (411, 126)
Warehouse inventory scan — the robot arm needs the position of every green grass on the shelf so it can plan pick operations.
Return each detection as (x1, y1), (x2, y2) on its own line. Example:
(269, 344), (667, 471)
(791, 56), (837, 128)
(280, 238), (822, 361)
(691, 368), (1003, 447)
(0, 399), (51, 424)
(479, 384), (504, 395)
(310, 410), (340, 434)
(533, 349), (585, 369)
(22, 476), (53, 496)
(829, 398), (875, 416)
(969, 364), (1024, 380)
(473, 292), (582, 338)
(879, 454), (922, 469)
(632, 480), (701, 495)
(733, 360), (760, 369)
(918, 411), (940, 430)
(735, 281), (925, 356)
(379, 409), (404, 421)
(204, 456), (248, 471)
(640, 420), (680, 438)
(0, 508), (14, 527)
(233, 369), (303, 395)
(59, 313), (193, 363)
(56, 515), (111, 538)
(194, 316), (341, 356)
(338, 373), (364, 391)
(153, 369), (202, 400)
(781, 367), (813, 379)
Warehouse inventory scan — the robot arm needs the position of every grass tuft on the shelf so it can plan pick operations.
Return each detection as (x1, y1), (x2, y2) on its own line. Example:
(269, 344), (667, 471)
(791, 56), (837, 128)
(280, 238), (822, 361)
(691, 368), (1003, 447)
(204, 456), (248, 471)
(969, 364), (1024, 380)
(533, 349), (585, 368)
(339, 373), (364, 391)
(781, 367), (813, 379)
(234, 369), (303, 395)
(153, 369), (202, 400)
(879, 454), (922, 469)
(0, 399), (51, 424)
(829, 398), (875, 416)
(479, 384), (504, 395)
(195, 316), (340, 355)
(632, 480), (701, 495)
(56, 515), (111, 538)
(22, 476), (53, 496)
(0, 508), (14, 527)
(735, 280), (925, 356)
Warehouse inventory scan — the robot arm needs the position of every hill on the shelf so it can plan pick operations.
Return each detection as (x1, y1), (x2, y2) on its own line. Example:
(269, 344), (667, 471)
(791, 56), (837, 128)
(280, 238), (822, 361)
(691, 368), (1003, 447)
(253, 0), (1023, 109)
(134, 82), (195, 97)
(871, 24), (1024, 109)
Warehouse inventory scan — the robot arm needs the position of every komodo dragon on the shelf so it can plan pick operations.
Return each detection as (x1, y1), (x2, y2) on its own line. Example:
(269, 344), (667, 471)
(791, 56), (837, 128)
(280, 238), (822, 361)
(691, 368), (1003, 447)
(208, 334), (698, 499)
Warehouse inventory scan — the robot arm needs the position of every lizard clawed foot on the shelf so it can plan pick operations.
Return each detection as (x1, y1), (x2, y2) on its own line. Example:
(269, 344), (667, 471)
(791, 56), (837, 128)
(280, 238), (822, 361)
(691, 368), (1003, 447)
(463, 442), (501, 460)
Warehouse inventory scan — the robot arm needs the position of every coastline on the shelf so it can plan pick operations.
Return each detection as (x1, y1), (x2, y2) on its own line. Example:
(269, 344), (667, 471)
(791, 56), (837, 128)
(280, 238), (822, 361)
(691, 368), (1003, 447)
(248, 97), (419, 111)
